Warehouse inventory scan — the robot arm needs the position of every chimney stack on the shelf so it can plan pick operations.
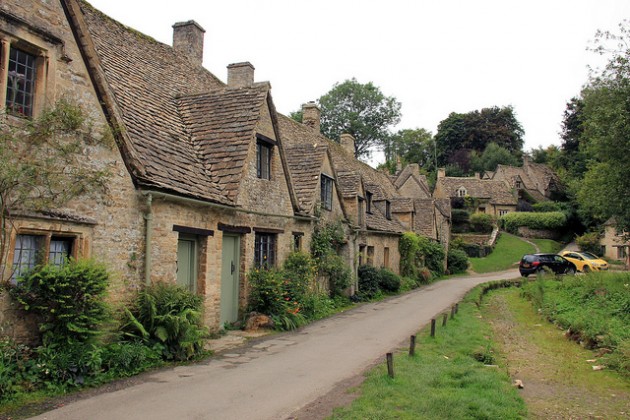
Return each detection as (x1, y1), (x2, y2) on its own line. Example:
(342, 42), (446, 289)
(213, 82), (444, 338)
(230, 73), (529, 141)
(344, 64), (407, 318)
(340, 133), (356, 156)
(437, 167), (446, 178)
(302, 102), (320, 132)
(172, 20), (205, 66)
(227, 62), (255, 88)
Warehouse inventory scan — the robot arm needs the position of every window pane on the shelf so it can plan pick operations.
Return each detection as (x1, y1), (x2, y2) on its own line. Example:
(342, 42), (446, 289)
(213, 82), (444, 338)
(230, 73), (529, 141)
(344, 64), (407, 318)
(12, 234), (42, 282)
(49, 237), (72, 267)
(6, 48), (36, 117)
(255, 233), (276, 268)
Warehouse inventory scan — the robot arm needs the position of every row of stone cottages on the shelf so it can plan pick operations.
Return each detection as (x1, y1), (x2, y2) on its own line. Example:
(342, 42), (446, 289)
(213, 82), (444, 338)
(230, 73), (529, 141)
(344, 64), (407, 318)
(0, 0), (451, 337)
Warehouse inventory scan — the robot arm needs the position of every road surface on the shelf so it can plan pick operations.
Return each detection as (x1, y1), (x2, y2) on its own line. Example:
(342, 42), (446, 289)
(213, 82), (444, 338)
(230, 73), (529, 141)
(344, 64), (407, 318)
(32, 269), (520, 420)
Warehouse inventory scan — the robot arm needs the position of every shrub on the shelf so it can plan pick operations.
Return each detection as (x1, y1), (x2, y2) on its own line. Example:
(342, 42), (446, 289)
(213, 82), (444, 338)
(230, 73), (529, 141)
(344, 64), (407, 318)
(101, 342), (161, 377)
(282, 251), (316, 304)
(399, 276), (418, 292)
(378, 268), (401, 293)
(532, 201), (562, 212)
(10, 259), (110, 346)
(121, 282), (206, 361)
(575, 232), (602, 256)
(447, 248), (469, 274)
(357, 265), (380, 299)
(320, 254), (351, 297)
(0, 338), (38, 401)
(35, 342), (103, 387)
(451, 209), (470, 224)
(247, 268), (286, 316)
(470, 212), (493, 233)
(500, 211), (566, 234)
(418, 236), (445, 277)
(399, 232), (421, 279)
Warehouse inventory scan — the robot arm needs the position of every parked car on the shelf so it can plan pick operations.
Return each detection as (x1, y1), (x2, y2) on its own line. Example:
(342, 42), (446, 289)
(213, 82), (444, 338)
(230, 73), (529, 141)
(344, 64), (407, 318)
(519, 253), (577, 277)
(560, 251), (608, 272)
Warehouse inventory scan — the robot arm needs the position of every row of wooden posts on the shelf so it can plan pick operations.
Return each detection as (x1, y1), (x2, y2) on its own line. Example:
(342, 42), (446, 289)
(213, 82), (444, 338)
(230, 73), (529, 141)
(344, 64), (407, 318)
(386, 303), (459, 379)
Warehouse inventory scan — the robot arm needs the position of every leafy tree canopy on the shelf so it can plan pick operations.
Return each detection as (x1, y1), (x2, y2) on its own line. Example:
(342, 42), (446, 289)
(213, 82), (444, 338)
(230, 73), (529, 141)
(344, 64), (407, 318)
(572, 20), (630, 236)
(318, 78), (401, 159)
(385, 128), (435, 170)
(470, 142), (519, 173)
(434, 106), (524, 173)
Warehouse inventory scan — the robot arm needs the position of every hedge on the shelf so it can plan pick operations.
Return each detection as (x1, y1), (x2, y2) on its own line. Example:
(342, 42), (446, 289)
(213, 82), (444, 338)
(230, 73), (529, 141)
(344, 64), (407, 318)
(500, 211), (566, 234)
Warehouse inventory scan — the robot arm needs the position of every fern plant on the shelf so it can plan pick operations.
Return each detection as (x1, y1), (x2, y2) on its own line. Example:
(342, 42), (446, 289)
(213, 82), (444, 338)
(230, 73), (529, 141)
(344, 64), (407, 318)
(120, 282), (206, 361)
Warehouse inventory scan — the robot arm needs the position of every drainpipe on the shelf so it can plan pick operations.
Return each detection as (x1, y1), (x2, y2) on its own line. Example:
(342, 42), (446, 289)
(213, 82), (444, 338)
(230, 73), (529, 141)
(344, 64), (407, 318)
(144, 193), (153, 286)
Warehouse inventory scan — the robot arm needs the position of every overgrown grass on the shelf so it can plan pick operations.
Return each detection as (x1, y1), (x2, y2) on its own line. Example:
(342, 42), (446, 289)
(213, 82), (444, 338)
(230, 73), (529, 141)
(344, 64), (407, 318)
(529, 238), (563, 254)
(521, 272), (630, 376)
(330, 286), (527, 419)
(469, 233), (535, 273)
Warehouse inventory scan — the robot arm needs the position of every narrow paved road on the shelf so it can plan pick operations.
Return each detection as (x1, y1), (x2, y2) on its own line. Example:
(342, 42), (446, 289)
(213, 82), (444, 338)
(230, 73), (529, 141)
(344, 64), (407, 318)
(32, 269), (519, 420)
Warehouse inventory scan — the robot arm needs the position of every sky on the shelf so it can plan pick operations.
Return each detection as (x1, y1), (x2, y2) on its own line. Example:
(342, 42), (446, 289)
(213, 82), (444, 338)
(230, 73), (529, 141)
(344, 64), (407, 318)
(86, 0), (629, 165)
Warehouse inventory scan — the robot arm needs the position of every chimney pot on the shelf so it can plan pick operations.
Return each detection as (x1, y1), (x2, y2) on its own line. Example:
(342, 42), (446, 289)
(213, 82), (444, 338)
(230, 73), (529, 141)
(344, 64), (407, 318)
(340, 133), (356, 156)
(227, 62), (255, 88)
(172, 20), (205, 66)
(302, 102), (320, 132)
(437, 168), (446, 178)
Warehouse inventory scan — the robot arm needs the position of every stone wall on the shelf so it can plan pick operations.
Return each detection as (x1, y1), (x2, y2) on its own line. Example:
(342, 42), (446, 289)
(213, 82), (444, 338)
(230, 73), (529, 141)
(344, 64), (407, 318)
(517, 227), (561, 240)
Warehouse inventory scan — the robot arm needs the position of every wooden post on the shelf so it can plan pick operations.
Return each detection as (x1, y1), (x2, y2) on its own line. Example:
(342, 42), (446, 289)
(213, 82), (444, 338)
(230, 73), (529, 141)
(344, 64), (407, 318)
(430, 318), (436, 337)
(455, 303), (459, 314)
(442, 313), (448, 326)
(386, 352), (394, 378)
(450, 305), (455, 319)
(409, 335), (416, 356)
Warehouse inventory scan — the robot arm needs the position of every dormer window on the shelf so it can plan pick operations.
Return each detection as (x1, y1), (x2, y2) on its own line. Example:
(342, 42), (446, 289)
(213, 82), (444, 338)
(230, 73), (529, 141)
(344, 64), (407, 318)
(385, 200), (392, 220)
(320, 174), (333, 211)
(5, 47), (37, 117)
(515, 180), (522, 189)
(456, 187), (467, 197)
(256, 138), (272, 179)
(366, 191), (373, 214)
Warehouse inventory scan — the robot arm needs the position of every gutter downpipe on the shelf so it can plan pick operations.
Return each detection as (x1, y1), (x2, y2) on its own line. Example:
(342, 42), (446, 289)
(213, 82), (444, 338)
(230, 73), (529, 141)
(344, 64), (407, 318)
(144, 193), (153, 286)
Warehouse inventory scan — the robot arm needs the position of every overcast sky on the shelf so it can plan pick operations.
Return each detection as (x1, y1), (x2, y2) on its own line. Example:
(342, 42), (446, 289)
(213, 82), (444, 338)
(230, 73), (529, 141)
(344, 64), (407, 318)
(86, 0), (629, 164)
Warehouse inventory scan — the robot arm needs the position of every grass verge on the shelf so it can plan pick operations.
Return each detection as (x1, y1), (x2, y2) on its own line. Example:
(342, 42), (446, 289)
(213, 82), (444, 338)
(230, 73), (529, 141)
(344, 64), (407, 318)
(529, 238), (562, 253)
(469, 233), (535, 273)
(329, 285), (527, 419)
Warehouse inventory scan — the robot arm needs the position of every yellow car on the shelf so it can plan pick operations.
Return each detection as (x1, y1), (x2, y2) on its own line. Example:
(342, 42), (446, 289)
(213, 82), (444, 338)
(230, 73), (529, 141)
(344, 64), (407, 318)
(560, 251), (609, 272)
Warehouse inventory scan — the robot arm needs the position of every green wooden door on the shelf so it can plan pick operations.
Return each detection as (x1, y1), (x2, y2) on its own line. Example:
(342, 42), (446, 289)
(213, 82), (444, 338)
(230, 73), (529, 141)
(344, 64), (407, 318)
(177, 235), (197, 293)
(220, 235), (240, 325)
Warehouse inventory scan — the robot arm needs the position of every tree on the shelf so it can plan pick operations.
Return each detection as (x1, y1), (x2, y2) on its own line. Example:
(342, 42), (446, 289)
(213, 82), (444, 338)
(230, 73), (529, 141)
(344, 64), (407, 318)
(574, 20), (630, 236)
(470, 142), (519, 173)
(0, 99), (111, 281)
(385, 128), (435, 170)
(318, 78), (401, 159)
(434, 106), (524, 173)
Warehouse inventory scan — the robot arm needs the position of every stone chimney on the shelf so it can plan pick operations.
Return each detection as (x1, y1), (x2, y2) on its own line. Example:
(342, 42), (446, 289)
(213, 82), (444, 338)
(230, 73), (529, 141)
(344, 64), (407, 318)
(340, 133), (356, 156)
(227, 62), (255, 88)
(474, 172), (480, 179)
(437, 167), (446, 178)
(302, 102), (320, 132)
(172, 20), (205, 66)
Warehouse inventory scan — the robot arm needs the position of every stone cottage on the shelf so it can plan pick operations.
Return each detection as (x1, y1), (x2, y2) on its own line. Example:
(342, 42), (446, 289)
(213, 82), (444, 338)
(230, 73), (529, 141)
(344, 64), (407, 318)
(433, 168), (517, 217)
(1, 0), (452, 337)
(486, 156), (565, 202)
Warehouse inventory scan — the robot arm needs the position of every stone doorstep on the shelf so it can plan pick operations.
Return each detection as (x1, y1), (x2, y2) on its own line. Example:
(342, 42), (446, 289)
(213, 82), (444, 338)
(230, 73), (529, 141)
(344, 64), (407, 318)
(204, 329), (272, 354)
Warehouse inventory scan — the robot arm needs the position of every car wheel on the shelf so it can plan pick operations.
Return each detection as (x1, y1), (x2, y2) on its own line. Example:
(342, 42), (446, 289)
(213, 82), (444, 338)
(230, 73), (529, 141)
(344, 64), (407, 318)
(566, 267), (576, 275)
(521, 273), (529, 278)
(583, 266), (590, 273)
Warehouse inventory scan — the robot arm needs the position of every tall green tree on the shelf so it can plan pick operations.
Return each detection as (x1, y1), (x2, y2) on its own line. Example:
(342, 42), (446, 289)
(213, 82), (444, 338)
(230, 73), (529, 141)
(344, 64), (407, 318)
(434, 106), (524, 173)
(575, 20), (630, 235)
(470, 142), (519, 173)
(385, 128), (435, 170)
(318, 78), (401, 159)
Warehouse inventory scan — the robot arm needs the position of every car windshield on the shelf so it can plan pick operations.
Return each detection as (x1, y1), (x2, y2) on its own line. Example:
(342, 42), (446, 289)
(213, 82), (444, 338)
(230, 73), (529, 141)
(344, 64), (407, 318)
(581, 252), (599, 260)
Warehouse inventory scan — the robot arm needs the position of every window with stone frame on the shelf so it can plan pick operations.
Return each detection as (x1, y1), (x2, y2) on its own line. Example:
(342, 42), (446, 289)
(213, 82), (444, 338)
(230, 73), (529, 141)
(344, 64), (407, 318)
(358, 197), (365, 226)
(254, 232), (276, 268)
(385, 200), (392, 220)
(11, 233), (74, 283)
(499, 209), (509, 216)
(456, 187), (467, 197)
(256, 140), (272, 180)
(365, 191), (373, 214)
(617, 246), (627, 259)
(292, 233), (303, 251)
(320, 174), (333, 211)
(5, 46), (37, 117)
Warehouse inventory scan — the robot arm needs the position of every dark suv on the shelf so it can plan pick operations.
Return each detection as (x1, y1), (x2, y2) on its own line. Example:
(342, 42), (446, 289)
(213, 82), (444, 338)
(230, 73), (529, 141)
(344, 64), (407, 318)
(519, 253), (577, 277)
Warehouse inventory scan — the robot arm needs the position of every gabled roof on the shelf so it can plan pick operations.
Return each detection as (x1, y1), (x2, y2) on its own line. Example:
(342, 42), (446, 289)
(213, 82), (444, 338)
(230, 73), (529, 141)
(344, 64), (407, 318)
(277, 114), (331, 213)
(176, 85), (270, 202)
(366, 206), (405, 234)
(393, 164), (431, 198)
(336, 171), (362, 199)
(413, 199), (436, 238)
(436, 176), (517, 205)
